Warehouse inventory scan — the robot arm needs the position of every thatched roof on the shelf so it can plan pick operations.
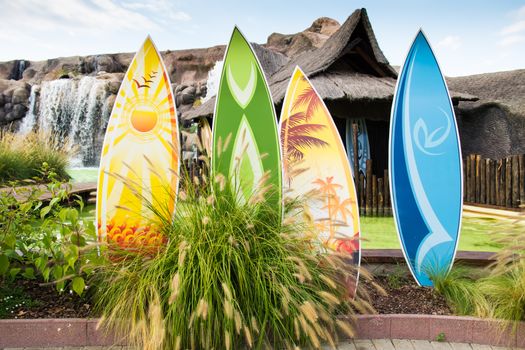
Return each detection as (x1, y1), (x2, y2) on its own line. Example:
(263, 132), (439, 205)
(252, 43), (290, 79)
(447, 69), (525, 159)
(183, 8), (477, 120)
(447, 69), (525, 118)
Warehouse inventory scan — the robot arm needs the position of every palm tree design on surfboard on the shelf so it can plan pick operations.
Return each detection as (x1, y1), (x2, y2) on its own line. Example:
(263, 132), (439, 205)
(280, 66), (361, 294)
(389, 30), (463, 287)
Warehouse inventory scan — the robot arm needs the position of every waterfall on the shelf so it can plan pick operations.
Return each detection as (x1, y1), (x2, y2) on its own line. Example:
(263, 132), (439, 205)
(18, 85), (38, 135)
(34, 76), (111, 166)
(10, 60), (27, 80)
(202, 60), (224, 102)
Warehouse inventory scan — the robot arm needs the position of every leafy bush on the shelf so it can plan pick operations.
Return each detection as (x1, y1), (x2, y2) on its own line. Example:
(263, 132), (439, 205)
(0, 165), (99, 296)
(94, 173), (371, 350)
(0, 131), (71, 184)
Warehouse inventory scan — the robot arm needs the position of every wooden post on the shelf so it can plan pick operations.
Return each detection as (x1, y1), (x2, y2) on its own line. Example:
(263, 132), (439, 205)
(465, 155), (471, 203)
(368, 175), (377, 216)
(474, 154), (481, 203)
(480, 158), (486, 204)
(490, 159), (496, 205)
(471, 155), (477, 202)
(484, 159), (490, 205)
(506, 157), (512, 207)
(359, 174), (365, 215)
(496, 159), (503, 206)
(512, 155), (519, 208)
(378, 178), (384, 216)
(384, 169), (390, 215)
(463, 158), (467, 203)
(366, 159), (373, 215)
(518, 154), (525, 206)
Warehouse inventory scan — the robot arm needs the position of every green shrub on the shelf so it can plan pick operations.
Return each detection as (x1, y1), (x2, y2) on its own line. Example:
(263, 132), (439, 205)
(0, 131), (71, 184)
(94, 174), (371, 349)
(430, 215), (525, 327)
(429, 265), (490, 316)
(482, 216), (525, 326)
(478, 261), (525, 323)
(0, 167), (99, 296)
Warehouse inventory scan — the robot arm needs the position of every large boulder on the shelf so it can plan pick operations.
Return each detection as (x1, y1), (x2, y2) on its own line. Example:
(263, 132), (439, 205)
(11, 87), (29, 105)
(266, 17), (340, 57)
(95, 55), (122, 73)
(11, 104), (28, 120)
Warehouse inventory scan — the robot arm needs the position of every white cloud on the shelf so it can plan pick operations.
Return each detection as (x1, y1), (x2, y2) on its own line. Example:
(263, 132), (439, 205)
(499, 35), (524, 47)
(501, 20), (525, 35)
(436, 35), (462, 51)
(0, 0), (191, 36)
(499, 5), (525, 46)
(119, 0), (191, 22)
(0, 0), (193, 60)
(0, 0), (158, 34)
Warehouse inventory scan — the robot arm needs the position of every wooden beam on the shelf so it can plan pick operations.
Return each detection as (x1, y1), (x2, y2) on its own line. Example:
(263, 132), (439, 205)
(354, 46), (387, 77)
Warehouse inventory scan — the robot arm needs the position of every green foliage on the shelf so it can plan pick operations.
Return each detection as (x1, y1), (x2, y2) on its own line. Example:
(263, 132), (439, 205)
(94, 174), (371, 350)
(481, 219), (525, 326)
(0, 283), (42, 318)
(477, 261), (525, 324)
(386, 263), (408, 289)
(435, 332), (446, 342)
(429, 266), (490, 316)
(0, 131), (70, 184)
(430, 214), (525, 327)
(0, 166), (100, 296)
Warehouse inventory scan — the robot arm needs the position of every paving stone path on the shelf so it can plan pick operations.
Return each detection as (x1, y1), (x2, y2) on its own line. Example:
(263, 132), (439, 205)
(1, 339), (522, 350)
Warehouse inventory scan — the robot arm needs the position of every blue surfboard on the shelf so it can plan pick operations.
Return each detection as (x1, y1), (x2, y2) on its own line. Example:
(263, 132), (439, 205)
(346, 119), (370, 179)
(389, 30), (463, 287)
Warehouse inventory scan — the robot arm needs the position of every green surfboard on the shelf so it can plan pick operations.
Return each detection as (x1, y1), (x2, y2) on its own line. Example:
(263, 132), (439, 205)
(212, 27), (282, 210)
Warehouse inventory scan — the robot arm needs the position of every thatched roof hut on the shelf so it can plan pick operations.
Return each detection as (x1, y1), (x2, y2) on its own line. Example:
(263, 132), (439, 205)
(447, 69), (525, 159)
(184, 8), (475, 121)
(184, 8), (478, 175)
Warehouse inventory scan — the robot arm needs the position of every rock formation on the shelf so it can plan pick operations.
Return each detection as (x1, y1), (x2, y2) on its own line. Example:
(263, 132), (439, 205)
(266, 17), (341, 57)
(0, 17), (344, 129)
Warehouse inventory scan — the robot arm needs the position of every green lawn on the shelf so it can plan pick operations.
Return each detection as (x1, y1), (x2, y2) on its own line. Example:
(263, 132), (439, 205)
(84, 200), (506, 252)
(361, 216), (508, 252)
(67, 167), (98, 183)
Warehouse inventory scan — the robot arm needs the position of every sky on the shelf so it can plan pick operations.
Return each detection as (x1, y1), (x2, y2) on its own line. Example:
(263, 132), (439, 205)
(0, 0), (524, 77)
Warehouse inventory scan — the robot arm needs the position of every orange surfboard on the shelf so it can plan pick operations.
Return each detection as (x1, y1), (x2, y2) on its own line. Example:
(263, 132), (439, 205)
(280, 66), (361, 289)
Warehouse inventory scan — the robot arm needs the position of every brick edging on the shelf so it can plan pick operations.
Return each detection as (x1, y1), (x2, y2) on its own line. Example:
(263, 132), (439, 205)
(0, 315), (523, 348)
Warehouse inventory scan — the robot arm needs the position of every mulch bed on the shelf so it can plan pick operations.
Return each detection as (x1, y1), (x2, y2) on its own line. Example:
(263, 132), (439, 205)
(0, 279), (95, 319)
(362, 275), (452, 315)
(1, 274), (452, 319)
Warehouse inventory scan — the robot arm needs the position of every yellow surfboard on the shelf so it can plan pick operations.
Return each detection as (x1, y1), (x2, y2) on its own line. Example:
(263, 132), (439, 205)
(280, 66), (361, 269)
(96, 36), (179, 253)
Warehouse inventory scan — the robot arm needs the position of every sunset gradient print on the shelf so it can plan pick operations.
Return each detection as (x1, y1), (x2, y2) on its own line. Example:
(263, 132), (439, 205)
(280, 67), (361, 276)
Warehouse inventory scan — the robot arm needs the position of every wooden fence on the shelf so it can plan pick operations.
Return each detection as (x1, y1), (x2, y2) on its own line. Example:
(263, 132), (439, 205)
(356, 160), (391, 216)
(182, 153), (525, 216)
(464, 154), (525, 209)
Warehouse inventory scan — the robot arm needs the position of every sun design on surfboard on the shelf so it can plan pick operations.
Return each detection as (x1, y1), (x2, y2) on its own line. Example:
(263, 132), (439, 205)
(97, 37), (179, 254)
